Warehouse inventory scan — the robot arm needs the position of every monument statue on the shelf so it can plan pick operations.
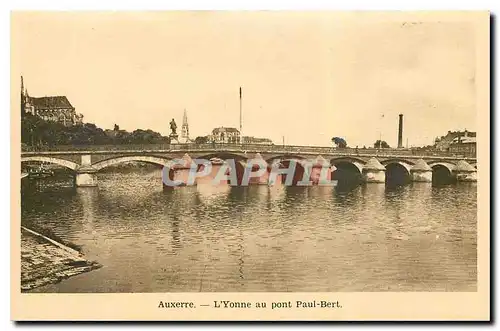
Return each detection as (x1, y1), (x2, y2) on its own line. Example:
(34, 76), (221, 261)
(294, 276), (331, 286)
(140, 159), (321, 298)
(170, 118), (177, 135)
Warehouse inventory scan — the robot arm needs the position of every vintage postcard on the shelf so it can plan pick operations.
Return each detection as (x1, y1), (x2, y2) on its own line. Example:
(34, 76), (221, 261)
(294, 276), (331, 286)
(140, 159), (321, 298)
(11, 11), (490, 321)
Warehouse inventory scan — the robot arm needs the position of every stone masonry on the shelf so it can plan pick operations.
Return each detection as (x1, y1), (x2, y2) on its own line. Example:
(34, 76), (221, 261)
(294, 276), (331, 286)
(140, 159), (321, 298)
(21, 227), (101, 292)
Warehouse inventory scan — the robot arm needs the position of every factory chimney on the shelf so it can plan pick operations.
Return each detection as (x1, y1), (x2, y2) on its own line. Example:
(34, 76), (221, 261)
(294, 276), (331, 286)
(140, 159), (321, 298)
(398, 114), (404, 148)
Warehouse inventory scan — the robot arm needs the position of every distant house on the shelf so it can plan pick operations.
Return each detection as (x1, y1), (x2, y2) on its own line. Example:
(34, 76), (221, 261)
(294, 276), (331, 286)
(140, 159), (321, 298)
(210, 127), (241, 144)
(448, 135), (477, 157)
(21, 76), (83, 127)
(434, 130), (476, 151)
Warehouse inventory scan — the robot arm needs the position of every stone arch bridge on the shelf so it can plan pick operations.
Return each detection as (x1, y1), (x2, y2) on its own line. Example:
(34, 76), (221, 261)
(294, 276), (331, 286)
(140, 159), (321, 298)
(21, 144), (477, 187)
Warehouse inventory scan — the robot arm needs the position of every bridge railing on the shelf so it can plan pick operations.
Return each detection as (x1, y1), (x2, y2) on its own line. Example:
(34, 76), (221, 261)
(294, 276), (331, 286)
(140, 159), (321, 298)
(20, 143), (476, 159)
(21, 144), (173, 152)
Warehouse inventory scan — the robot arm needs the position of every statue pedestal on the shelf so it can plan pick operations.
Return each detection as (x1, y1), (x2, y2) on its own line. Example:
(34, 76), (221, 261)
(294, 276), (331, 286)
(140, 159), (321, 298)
(169, 133), (179, 144)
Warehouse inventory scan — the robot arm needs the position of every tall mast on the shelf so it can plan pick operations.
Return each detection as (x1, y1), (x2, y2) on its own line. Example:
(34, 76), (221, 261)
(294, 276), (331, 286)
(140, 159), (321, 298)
(239, 86), (242, 144)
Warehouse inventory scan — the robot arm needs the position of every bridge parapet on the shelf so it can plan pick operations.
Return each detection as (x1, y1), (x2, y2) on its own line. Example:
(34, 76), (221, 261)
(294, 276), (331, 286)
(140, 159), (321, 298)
(21, 143), (476, 159)
(21, 148), (477, 187)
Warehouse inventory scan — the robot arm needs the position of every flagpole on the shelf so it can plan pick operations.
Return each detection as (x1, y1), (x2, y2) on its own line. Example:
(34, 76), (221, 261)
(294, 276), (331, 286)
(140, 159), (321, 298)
(239, 86), (243, 145)
(376, 113), (383, 148)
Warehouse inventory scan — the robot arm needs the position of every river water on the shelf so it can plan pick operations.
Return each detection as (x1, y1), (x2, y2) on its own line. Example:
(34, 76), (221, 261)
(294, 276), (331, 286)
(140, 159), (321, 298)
(22, 169), (477, 292)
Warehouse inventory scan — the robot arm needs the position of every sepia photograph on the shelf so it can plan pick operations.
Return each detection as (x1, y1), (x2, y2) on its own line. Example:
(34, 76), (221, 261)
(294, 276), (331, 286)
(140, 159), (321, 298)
(10, 10), (490, 321)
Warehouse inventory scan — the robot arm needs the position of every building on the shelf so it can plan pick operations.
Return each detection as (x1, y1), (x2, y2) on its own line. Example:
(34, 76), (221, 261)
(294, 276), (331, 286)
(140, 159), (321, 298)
(21, 76), (83, 126)
(210, 127), (241, 144)
(434, 130), (476, 151)
(179, 109), (191, 143)
(208, 127), (273, 144)
(448, 135), (477, 157)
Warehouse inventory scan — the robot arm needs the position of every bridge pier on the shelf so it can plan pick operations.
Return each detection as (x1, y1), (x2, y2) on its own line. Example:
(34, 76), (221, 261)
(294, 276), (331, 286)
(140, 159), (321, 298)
(196, 159), (224, 185)
(163, 168), (195, 190)
(247, 166), (272, 185)
(308, 156), (336, 185)
(362, 158), (386, 183)
(163, 153), (197, 189)
(267, 162), (283, 186)
(75, 169), (98, 187)
(244, 153), (272, 185)
(410, 159), (433, 182)
(453, 160), (477, 182)
(74, 155), (98, 187)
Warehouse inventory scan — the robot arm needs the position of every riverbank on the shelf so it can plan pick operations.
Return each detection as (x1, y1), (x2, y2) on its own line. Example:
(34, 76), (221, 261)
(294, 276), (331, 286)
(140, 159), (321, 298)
(21, 226), (101, 292)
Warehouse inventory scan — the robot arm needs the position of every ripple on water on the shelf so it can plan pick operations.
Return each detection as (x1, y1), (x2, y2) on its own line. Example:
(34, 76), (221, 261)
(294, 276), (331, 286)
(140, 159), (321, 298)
(22, 171), (477, 293)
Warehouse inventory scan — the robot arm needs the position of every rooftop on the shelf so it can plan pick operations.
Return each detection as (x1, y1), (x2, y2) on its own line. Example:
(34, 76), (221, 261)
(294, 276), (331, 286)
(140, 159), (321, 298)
(29, 96), (74, 110)
(212, 127), (240, 134)
(451, 137), (477, 144)
(443, 130), (477, 138)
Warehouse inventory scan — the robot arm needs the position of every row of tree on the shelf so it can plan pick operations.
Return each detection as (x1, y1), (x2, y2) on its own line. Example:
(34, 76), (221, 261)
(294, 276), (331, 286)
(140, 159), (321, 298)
(21, 114), (170, 147)
(194, 136), (209, 144)
(331, 137), (391, 149)
(21, 114), (396, 149)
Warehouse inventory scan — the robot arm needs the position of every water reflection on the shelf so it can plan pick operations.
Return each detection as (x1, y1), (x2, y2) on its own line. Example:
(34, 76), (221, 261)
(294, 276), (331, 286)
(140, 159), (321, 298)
(171, 214), (182, 250)
(22, 169), (477, 293)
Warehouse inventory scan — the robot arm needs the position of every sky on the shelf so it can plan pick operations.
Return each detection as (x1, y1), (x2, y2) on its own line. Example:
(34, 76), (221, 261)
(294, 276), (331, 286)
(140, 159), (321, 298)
(12, 12), (478, 147)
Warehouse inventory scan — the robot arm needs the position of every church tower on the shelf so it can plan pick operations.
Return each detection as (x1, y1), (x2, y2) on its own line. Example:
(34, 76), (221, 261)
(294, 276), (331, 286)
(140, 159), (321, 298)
(21, 76), (25, 116)
(180, 109), (190, 143)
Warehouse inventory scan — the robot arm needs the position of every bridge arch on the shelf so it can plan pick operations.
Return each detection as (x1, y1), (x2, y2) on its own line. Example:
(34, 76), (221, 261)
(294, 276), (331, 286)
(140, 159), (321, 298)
(381, 160), (413, 185)
(427, 161), (456, 173)
(329, 157), (364, 187)
(21, 156), (79, 171)
(428, 161), (456, 184)
(380, 159), (414, 170)
(330, 157), (365, 174)
(92, 155), (171, 171)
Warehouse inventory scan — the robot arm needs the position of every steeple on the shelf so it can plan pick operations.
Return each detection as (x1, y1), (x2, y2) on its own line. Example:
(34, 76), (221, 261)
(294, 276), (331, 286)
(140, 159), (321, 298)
(181, 109), (189, 142)
(25, 89), (30, 106)
(20, 75), (25, 115)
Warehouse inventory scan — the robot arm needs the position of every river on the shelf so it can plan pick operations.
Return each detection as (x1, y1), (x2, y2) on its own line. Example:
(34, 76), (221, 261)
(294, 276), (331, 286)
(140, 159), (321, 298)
(21, 169), (477, 292)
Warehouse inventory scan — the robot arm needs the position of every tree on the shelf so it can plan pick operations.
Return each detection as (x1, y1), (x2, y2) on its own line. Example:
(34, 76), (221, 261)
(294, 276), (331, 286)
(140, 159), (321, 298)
(21, 114), (168, 147)
(331, 137), (347, 148)
(114, 124), (120, 131)
(194, 136), (209, 144)
(374, 140), (390, 148)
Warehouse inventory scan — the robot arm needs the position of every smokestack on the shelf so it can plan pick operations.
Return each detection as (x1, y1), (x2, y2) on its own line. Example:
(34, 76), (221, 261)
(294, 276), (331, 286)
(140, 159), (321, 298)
(398, 114), (403, 148)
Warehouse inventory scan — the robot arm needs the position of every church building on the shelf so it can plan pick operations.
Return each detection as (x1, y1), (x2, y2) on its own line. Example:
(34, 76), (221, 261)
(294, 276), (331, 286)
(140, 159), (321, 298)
(179, 109), (191, 143)
(21, 76), (83, 126)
